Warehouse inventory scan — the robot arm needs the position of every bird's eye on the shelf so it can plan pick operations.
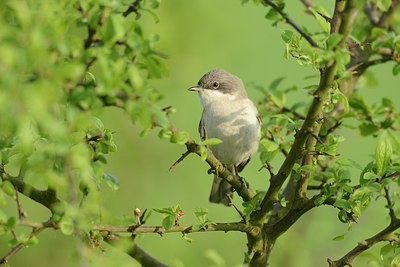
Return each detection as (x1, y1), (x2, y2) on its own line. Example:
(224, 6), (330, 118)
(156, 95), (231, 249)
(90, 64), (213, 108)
(212, 81), (219, 89)
(198, 81), (201, 86)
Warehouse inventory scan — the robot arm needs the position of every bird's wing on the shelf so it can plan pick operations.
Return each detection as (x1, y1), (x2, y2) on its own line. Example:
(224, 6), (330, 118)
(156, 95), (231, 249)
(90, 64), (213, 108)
(198, 110), (207, 141)
(257, 114), (262, 128)
(237, 114), (262, 173)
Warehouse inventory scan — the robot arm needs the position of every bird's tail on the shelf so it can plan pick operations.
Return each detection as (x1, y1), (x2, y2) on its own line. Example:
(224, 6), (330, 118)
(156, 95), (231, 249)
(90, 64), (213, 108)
(209, 175), (233, 206)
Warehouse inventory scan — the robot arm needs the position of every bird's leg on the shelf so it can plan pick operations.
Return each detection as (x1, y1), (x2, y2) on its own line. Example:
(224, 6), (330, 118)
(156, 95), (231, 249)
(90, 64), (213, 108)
(233, 165), (249, 191)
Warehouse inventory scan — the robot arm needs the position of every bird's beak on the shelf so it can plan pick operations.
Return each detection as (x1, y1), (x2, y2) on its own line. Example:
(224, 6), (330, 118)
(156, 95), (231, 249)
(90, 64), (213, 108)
(188, 86), (201, 92)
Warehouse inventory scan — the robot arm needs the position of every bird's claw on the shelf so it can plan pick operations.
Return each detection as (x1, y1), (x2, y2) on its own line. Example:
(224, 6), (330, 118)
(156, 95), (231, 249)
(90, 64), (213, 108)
(207, 168), (216, 175)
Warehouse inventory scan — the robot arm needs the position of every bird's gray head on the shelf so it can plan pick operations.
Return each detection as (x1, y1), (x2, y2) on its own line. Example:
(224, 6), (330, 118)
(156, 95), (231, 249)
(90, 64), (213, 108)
(189, 69), (248, 103)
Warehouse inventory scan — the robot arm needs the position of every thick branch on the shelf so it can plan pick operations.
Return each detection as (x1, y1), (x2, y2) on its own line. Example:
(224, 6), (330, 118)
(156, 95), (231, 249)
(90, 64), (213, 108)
(253, 62), (337, 223)
(1, 173), (61, 213)
(328, 219), (400, 267)
(252, 0), (357, 224)
(185, 140), (255, 201)
(262, 0), (320, 48)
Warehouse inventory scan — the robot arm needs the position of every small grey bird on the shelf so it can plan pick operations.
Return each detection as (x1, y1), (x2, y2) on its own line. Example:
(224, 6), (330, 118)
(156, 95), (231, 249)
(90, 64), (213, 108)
(189, 69), (261, 205)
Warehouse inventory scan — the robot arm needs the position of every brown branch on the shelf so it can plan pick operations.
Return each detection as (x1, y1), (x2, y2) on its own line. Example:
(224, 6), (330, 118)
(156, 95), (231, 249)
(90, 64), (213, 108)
(253, 61), (338, 223)
(102, 232), (169, 267)
(364, 1), (379, 26)
(262, 0), (320, 48)
(123, 0), (141, 18)
(1, 173), (61, 213)
(0, 220), (57, 265)
(252, 0), (357, 225)
(377, 0), (400, 29)
(330, 0), (346, 34)
(299, 0), (315, 9)
(184, 140), (255, 201)
(227, 194), (247, 221)
(384, 186), (397, 222)
(169, 150), (191, 171)
(328, 219), (400, 267)
(92, 221), (250, 235)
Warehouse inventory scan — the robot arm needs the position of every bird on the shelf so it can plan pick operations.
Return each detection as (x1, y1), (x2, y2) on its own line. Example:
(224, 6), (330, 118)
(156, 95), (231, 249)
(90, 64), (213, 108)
(189, 69), (261, 205)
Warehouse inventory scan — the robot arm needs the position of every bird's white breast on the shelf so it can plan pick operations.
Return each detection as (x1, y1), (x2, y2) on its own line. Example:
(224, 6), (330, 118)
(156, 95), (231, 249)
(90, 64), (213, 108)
(200, 91), (260, 165)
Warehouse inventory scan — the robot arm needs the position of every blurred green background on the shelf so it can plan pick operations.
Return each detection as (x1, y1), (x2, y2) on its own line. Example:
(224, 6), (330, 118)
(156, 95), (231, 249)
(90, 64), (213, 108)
(2, 0), (399, 266)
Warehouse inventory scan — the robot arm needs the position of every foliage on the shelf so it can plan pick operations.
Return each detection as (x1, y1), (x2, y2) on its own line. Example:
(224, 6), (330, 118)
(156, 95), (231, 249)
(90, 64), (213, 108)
(0, 0), (400, 267)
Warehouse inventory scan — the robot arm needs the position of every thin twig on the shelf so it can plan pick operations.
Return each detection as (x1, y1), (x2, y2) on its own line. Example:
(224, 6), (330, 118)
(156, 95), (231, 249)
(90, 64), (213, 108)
(328, 219), (400, 267)
(364, 1), (379, 26)
(299, 0), (315, 9)
(103, 232), (169, 267)
(377, 0), (400, 29)
(169, 150), (191, 171)
(0, 226), (48, 265)
(15, 190), (26, 220)
(226, 194), (247, 221)
(262, 0), (320, 48)
(92, 221), (250, 234)
(384, 186), (397, 222)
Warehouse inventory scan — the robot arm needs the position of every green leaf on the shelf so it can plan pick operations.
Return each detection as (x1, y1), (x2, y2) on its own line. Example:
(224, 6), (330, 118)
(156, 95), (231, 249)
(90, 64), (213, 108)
(158, 128), (172, 139)
(280, 198), (288, 208)
(24, 236), (39, 247)
(363, 171), (378, 180)
(60, 219), (74, 236)
(201, 138), (222, 146)
(1, 181), (15, 197)
(314, 195), (328, 206)
(336, 91), (349, 112)
(162, 215), (175, 230)
(200, 146), (208, 161)
(332, 234), (345, 241)
(103, 173), (119, 190)
(326, 33), (343, 50)
(259, 139), (279, 152)
(375, 132), (392, 176)
(393, 63), (400, 76)
(299, 165), (317, 172)
(265, 8), (280, 21)
(309, 7), (330, 33)
(391, 254), (400, 266)
(359, 122), (379, 136)
(380, 243), (394, 259)
(170, 131), (189, 144)
(269, 77), (285, 90)
(194, 208), (208, 224)
(182, 233), (193, 243)
(333, 199), (351, 212)
(281, 30), (293, 43)
(6, 216), (18, 229)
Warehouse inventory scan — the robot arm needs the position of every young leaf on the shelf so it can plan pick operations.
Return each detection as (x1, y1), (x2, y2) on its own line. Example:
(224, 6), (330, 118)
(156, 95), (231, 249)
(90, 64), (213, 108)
(103, 173), (119, 190)
(170, 131), (190, 144)
(162, 215), (175, 230)
(375, 133), (392, 176)
(201, 138), (222, 146)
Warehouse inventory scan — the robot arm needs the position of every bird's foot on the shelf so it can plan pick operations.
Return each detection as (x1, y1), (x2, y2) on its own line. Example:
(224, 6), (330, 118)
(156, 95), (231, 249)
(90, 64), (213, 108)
(207, 168), (216, 175)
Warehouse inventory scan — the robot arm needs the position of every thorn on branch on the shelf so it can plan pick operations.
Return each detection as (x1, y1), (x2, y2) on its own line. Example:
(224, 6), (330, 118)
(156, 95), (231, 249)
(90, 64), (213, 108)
(317, 11), (332, 23)
(169, 150), (191, 171)
(226, 194), (247, 222)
